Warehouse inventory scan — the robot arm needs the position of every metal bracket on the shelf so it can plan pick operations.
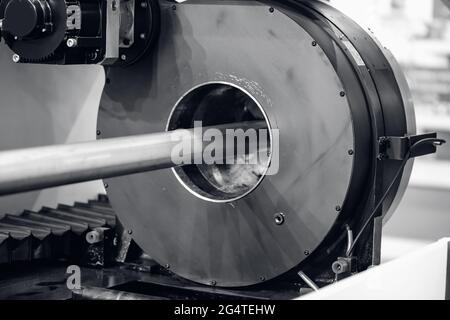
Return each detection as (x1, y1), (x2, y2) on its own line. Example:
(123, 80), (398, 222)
(378, 132), (439, 161)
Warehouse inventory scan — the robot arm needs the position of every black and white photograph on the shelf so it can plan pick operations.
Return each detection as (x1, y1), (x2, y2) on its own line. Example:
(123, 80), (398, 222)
(0, 0), (449, 307)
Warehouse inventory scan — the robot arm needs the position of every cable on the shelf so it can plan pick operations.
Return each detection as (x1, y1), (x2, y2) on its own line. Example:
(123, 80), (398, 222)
(346, 137), (446, 257)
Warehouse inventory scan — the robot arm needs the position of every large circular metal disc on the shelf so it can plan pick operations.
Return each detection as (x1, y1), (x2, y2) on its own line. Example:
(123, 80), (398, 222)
(98, 1), (355, 287)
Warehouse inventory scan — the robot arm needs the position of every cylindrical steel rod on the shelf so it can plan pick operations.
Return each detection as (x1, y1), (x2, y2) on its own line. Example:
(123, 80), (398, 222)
(0, 121), (267, 196)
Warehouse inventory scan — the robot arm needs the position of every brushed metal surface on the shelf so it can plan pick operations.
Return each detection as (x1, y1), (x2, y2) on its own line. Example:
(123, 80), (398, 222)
(98, 1), (355, 287)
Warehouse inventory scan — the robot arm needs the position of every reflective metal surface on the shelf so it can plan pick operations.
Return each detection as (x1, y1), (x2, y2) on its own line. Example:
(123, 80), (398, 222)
(99, 1), (355, 287)
(0, 122), (262, 196)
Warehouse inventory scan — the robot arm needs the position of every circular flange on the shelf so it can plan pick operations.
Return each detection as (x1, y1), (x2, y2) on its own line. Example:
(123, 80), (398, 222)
(167, 82), (273, 203)
(98, 2), (355, 286)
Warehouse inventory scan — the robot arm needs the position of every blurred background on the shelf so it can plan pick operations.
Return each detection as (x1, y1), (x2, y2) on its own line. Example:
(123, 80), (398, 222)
(0, 0), (448, 263)
(328, 0), (450, 260)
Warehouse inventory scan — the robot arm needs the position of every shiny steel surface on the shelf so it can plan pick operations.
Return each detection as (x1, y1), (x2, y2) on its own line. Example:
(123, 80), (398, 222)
(0, 122), (261, 196)
(98, 1), (355, 287)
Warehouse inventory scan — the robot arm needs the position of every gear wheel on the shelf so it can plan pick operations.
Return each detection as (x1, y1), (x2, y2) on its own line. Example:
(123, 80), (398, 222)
(0, 0), (66, 61)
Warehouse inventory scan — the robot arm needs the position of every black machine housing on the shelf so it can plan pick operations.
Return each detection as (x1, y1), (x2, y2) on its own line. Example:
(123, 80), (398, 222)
(0, 0), (159, 64)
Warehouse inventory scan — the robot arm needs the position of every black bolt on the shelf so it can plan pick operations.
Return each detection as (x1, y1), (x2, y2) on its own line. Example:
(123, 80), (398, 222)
(96, 130), (101, 136)
(105, 78), (111, 84)
(269, 7), (274, 13)
(210, 280), (217, 286)
(312, 41), (317, 47)
(348, 149), (354, 156)
(304, 250), (310, 256)
(165, 263), (170, 269)
(340, 91), (346, 97)
(172, 4), (176, 10)
(127, 229), (133, 235)
(104, 183), (109, 189)
(259, 276), (266, 281)
(336, 205), (342, 212)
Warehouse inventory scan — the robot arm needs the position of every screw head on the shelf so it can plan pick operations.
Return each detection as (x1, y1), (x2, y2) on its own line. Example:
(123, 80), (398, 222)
(335, 205), (342, 212)
(104, 183), (109, 189)
(312, 41), (317, 46)
(348, 149), (354, 156)
(171, 4), (176, 10)
(66, 38), (77, 48)
(96, 130), (101, 136)
(259, 276), (266, 281)
(210, 280), (217, 286)
(274, 212), (285, 225)
(340, 91), (346, 97)
(139, 33), (146, 40)
(12, 54), (20, 63)
(165, 263), (170, 269)
(120, 54), (127, 61)
(127, 229), (133, 235)
(304, 250), (310, 256)
(140, 1), (147, 8)
(269, 7), (274, 13)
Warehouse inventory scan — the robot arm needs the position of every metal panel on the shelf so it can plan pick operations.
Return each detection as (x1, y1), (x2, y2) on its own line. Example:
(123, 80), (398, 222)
(99, 1), (355, 286)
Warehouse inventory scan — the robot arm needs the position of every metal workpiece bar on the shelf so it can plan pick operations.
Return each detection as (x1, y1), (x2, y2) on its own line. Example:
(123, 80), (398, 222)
(0, 121), (266, 196)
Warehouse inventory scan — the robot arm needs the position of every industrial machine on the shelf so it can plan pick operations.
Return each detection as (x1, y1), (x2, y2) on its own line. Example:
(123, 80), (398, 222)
(0, 0), (445, 299)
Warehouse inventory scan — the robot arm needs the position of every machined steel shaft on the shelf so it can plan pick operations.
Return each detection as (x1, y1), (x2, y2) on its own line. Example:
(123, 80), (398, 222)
(0, 121), (267, 196)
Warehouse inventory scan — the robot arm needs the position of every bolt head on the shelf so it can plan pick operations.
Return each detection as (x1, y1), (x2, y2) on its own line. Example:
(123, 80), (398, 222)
(332, 260), (349, 275)
(12, 54), (20, 63)
(274, 212), (285, 225)
(66, 38), (77, 48)
(120, 54), (127, 61)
